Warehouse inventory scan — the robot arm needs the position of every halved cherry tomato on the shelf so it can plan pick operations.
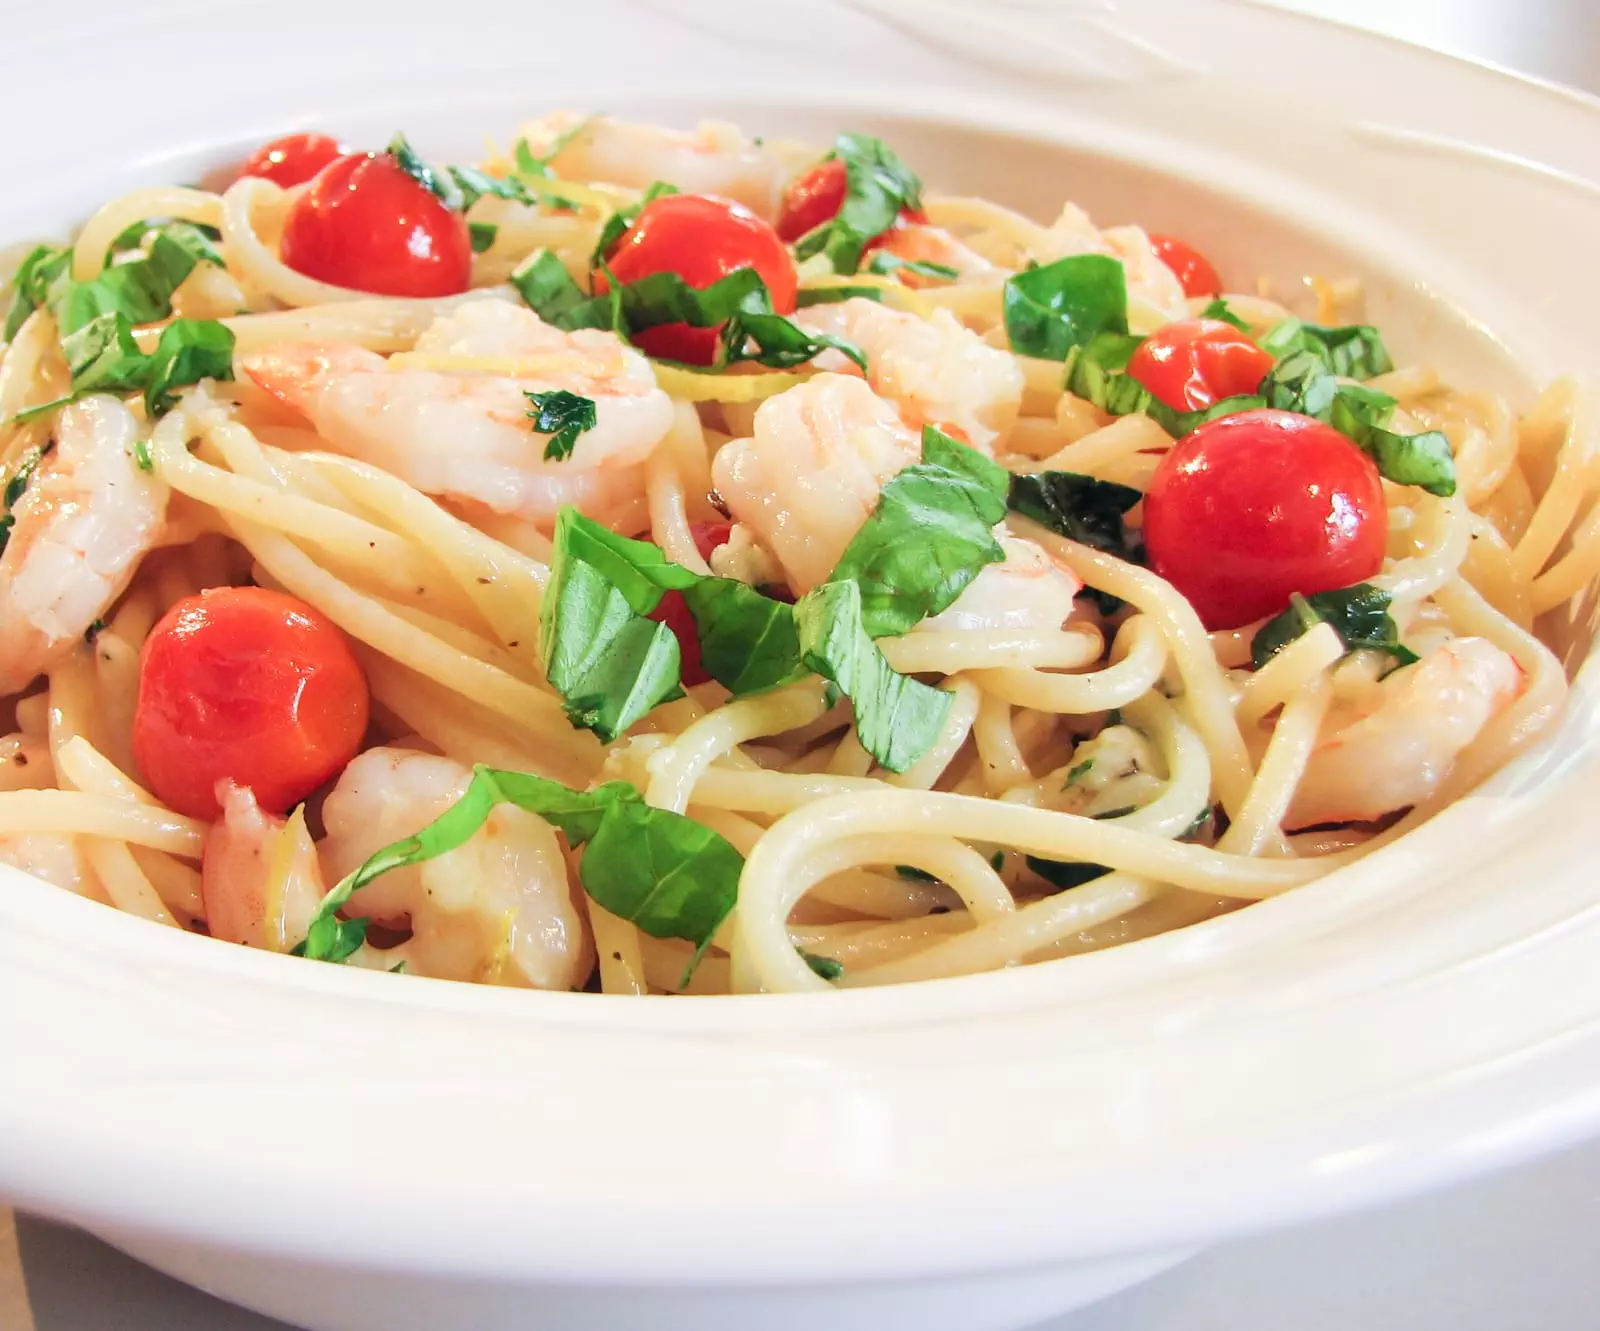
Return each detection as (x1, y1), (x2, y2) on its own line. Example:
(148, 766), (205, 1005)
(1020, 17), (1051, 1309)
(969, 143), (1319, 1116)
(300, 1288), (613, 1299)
(133, 587), (371, 820)
(1128, 318), (1275, 412)
(1148, 233), (1222, 299)
(596, 194), (797, 366)
(238, 133), (350, 190)
(650, 523), (734, 685)
(280, 152), (472, 298)
(1143, 408), (1388, 631)
(774, 158), (928, 245)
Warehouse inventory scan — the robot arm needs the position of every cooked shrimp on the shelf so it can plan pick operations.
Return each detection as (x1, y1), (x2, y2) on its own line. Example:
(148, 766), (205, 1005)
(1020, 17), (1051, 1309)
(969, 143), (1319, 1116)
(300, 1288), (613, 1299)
(0, 395), (168, 695)
(320, 747), (593, 990)
(240, 300), (674, 528)
(1288, 637), (1524, 827)
(711, 373), (920, 594)
(201, 781), (327, 952)
(797, 297), (1023, 451)
(522, 112), (811, 219)
(1037, 205), (1188, 327)
(923, 535), (1082, 631)
(876, 223), (1005, 285)
(0, 833), (93, 895)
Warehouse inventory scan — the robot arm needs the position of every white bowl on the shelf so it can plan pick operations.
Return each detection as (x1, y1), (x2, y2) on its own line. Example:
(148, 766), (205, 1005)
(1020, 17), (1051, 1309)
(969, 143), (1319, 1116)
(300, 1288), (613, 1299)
(4, 3), (1600, 1330)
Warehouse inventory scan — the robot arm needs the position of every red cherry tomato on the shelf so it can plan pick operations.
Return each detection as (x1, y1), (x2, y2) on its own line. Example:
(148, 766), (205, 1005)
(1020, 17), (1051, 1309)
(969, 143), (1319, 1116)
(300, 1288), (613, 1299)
(1148, 233), (1222, 299)
(689, 521), (733, 563)
(280, 152), (472, 298)
(774, 158), (928, 245)
(134, 587), (371, 820)
(238, 133), (350, 189)
(1143, 408), (1389, 631)
(596, 194), (797, 366)
(1128, 318), (1276, 412)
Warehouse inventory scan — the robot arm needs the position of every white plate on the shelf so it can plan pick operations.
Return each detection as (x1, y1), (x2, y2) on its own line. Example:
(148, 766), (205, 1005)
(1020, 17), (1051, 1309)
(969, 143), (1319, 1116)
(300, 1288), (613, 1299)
(2, 3), (1600, 1330)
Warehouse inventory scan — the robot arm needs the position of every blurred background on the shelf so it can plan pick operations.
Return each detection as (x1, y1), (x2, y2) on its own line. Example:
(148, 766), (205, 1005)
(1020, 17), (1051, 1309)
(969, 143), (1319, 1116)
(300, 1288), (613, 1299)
(2, 2), (1598, 1329)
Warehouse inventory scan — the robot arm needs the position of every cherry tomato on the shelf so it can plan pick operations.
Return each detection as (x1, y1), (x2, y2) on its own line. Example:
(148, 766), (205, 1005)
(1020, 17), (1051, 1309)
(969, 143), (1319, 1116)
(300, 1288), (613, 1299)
(1148, 233), (1222, 299)
(280, 152), (472, 298)
(238, 133), (350, 189)
(134, 587), (371, 820)
(689, 521), (733, 563)
(1128, 318), (1276, 412)
(596, 194), (797, 366)
(648, 524), (734, 686)
(774, 158), (928, 245)
(1143, 408), (1388, 630)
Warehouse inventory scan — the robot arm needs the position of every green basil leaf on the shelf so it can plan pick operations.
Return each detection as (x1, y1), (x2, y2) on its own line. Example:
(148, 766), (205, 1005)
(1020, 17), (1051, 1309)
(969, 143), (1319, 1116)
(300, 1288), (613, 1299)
(1003, 254), (1128, 361)
(468, 221), (498, 254)
(143, 318), (236, 418)
(1250, 583), (1417, 670)
(795, 580), (952, 774)
(1200, 297), (1250, 332)
(3, 244), (71, 342)
(1259, 316), (1394, 380)
(681, 577), (805, 696)
(827, 425), (1010, 638)
(52, 228), (201, 336)
(794, 134), (924, 276)
(297, 766), (740, 961)
(387, 133), (464, 212)
(526, 388), (597, 462)
(1024, 856), (1110, 891)
(865, 252), (959, 282)
(59, 313), (148, 391)
(799, 949), (844, 981)
(794, 285), (885, 308)
(1007, 471), (1143, 556)
(511, 249), (591, 326)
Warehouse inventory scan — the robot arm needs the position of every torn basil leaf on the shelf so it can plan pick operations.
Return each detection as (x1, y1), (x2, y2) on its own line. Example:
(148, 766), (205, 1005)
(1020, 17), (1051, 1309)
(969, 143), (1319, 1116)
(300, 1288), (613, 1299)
(827, 426), (1010, 638)
(511, 249), (591, 325)
(1003, 255), (1129, 361)
(795, 580), (952, 774)
(142, 319), (236, 418)
(1259, 316), (1394, 381)
(1024, 856), (1111, 891)
(799, 949), (844, 981)
(1200, 297), (1250, 332)
(681, 577), (804, 696)
(793, 133), (924, 276)
(1007, 471), (1143, 557)
(3, 244), (71, 342)
(865, 252), (959, 282)
(794, 285), (885, 308)
(1250, 583), (1418, 671)
(386, 133), (465, 211)
(526, 388), (598, 461)
(469, 221), (498, 254)
(296, 766), (741, 962)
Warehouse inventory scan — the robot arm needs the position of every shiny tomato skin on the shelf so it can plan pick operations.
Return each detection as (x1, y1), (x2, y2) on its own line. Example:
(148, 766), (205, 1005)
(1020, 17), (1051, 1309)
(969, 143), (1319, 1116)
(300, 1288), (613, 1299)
(689, 521), (733, 563)
(1143, 408), (1389, 631)
(597, 194), (797, 366)
(1128, 318), (1276, 412)
(1148, 233), (1223, 299)
(134, 587), (371, 820)
(239, 133), (349, 189)
(774, 158), (927, 246)
(280, 152), (472, 298)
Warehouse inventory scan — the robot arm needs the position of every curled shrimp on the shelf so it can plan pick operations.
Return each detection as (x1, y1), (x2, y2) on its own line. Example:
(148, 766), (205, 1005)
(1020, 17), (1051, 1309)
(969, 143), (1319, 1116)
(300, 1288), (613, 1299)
(201, 781), (326, 953)
(0, 395), (168, 695)
(796, 297), (1022, 450)
(923, 535), (1082, 632)
(1288, 637), (1524, 828)
(711, 373), (920, 594)
(240, 300), (674, 528)
(320, 747), (594, 990)
(521, 112), (811, 219)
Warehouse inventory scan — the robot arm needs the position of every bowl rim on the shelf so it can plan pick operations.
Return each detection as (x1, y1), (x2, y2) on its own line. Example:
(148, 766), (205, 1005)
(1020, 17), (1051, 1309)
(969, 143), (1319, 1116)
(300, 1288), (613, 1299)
(3, 0), (1600, 1284)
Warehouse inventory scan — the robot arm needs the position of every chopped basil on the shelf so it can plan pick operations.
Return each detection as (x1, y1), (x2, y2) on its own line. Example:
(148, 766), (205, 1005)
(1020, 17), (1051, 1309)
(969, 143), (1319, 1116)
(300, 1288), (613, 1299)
(895, 864), (938, 882)
(295, 766), (741, 963)
(1200, 297), (1250, 332)
(1063, 331), (1267, 437)
(1007, 471), (1143, 557)
(510, 249), (591, 325)
(386, 133), (465, 211)
(84, 618), (108, 643)
(1261, 353), (1456, 496)
(2, 244), (71, 342)
(799, 949), (844, 981)
(680, 577), (805, 696)
(525, 388), (598, 461)
(827, 426), (1010, 638)
(591, 180), (681, 269)
(142, 319), (236, 418)
(1250, 583), (1418, 670)
(795, 580), (952, 774)
(132, 438), (153, 472)
(1066, 758), (1094, 784)
(865, 252), (959, 282)
(1003, 255), (1129, 361)
(512, 119), (595, 181)
(1024, 856), (1110, 891)
(792, 133), (924, 275)
(468, 221), (498, 254)
(794, 285), (884, 308)
(1259, 316), (1394, 381)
